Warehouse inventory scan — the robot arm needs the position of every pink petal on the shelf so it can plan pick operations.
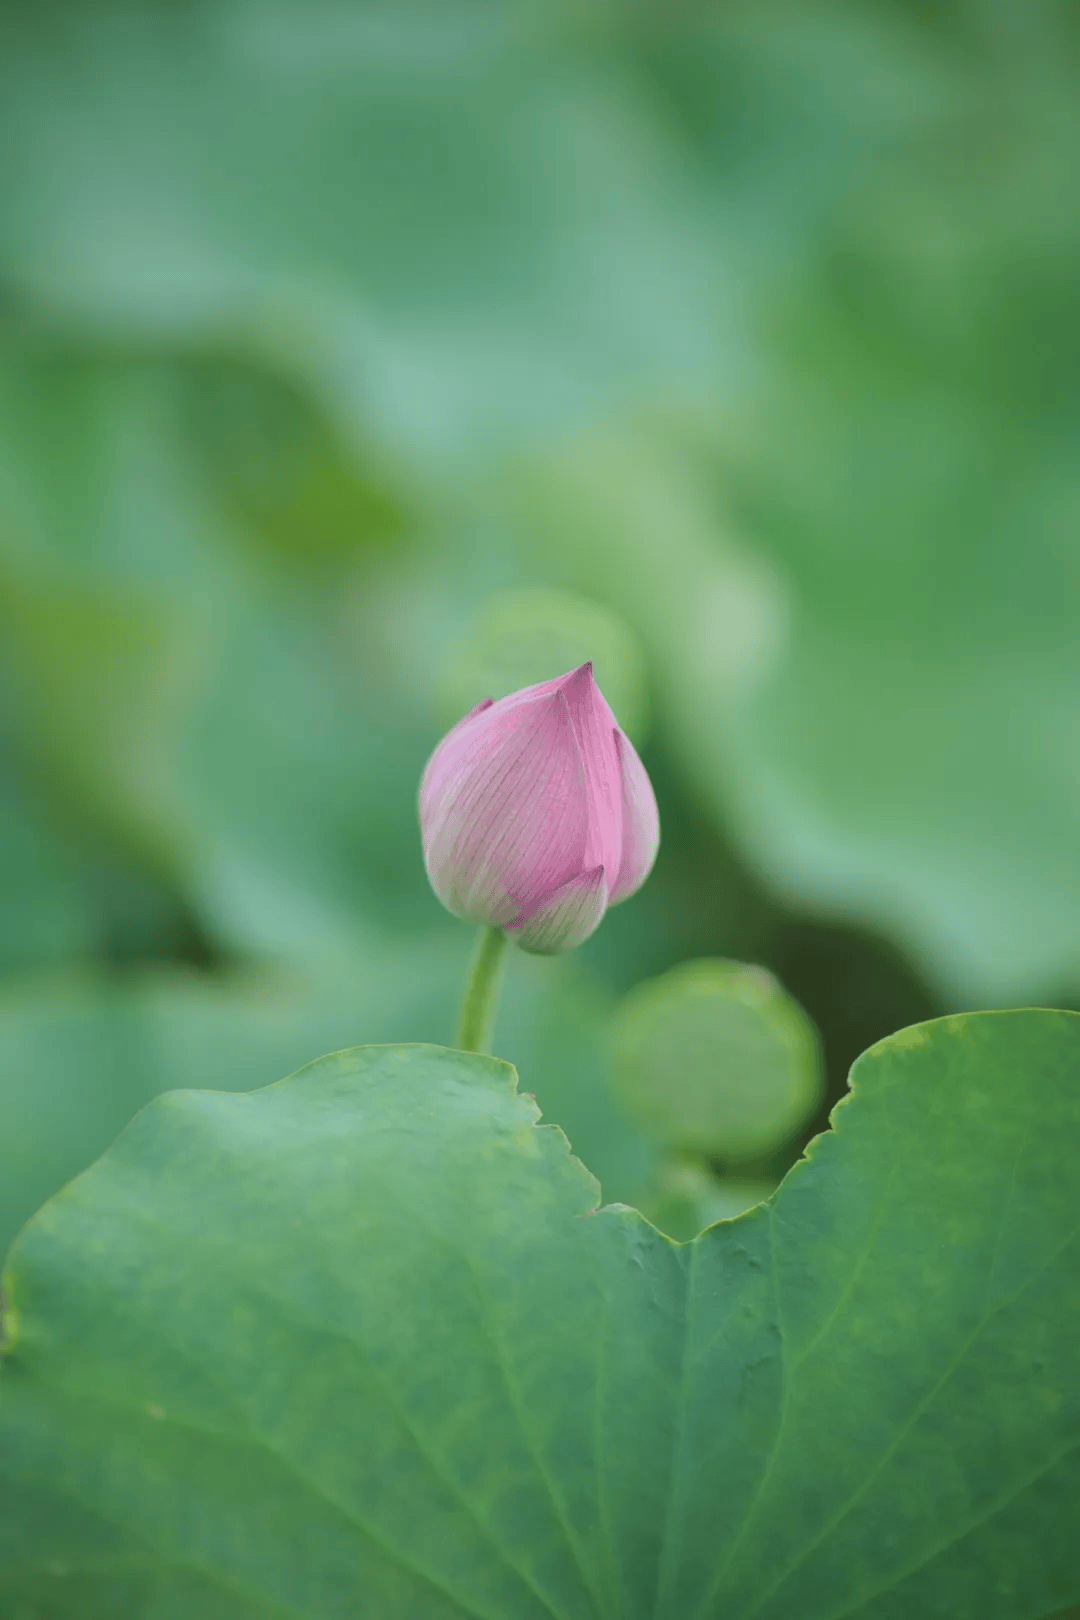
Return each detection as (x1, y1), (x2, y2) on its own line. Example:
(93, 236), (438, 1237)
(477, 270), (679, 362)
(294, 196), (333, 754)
(451, 696), (495, 730)
(422, 689), (590, 925)
(608, 728), (660, 905)
(419, 678), (571, 826)
(419, 697), (494, 825)
(506, 865), (608, 955)
(557, 662), (623, 881)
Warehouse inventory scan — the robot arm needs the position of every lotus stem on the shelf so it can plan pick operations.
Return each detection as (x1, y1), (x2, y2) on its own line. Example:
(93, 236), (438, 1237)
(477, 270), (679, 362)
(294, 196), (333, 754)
(457, 926), (508, 1054)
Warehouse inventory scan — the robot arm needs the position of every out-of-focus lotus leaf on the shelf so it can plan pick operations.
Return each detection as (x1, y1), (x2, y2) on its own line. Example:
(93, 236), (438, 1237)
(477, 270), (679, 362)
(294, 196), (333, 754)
(0, 762), (102, 973)
(0, 351), (443, 954)
(609, 957), (822, 1162)
(1, 1), (1078, 1012)
(0, 942), (641, 1263)
(0, 354), (214, 874)
(639, 1158), (775, 1243)
(496, 951), (654, 1207)
(179, 356), (407, 567)
(0, 755), (190, 975)
(1, 578), (205, 876)
(710, 254), (1080, 1003)
(501, 416), (1080, 1005)
(439, 586), (650, 742)
(0, 3), (718, 465)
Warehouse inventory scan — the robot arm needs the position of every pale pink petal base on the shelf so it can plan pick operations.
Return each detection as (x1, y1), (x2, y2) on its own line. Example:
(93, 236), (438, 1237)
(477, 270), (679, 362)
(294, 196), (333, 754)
(505, 865), (608, 955)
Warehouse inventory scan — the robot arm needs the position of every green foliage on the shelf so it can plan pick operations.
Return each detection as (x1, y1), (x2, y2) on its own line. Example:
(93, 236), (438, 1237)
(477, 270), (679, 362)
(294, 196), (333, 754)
(0, 955), (451, 1261)
(0, 952), (652, 1263)
(440, 588), (651, 743)
(1, 3), (1077, 1003)
(498, 422), (1080, 1005)
(0, 12), (1077, 1610)
(609, 959), (822, 1162)
(635, 1160), (775, 1244)
(2, 1012), (1077, 1618)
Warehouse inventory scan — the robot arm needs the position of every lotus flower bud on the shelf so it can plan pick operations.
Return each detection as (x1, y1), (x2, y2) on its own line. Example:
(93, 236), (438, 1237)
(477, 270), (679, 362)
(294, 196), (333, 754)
(420, 662), (660, 954)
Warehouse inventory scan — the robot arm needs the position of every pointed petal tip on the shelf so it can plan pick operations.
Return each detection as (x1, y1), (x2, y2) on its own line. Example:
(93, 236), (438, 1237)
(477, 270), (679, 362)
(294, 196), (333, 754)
(560, 659), (595, 691)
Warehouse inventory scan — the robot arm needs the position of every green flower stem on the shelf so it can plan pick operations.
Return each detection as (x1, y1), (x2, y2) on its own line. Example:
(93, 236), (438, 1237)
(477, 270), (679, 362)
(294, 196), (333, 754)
(457, 925), (508, 1054)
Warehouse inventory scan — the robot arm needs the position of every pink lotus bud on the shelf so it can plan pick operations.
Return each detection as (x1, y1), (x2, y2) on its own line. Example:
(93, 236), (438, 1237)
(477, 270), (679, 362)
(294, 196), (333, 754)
(420, 662), (660, 954)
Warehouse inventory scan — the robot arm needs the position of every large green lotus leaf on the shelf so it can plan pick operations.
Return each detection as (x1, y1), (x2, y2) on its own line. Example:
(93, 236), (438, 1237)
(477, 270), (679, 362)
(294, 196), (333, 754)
(479, 10), (1080, 1008)
(0, 956), (447, 1264)
(498, 423), (1080, 1005)
(706, 152), (1080, 1006)
(496, 951), (654, 1211)
(0, 779), (98, 971)
(0, 3), (716, 465)
(2, 1012), (1077, 1617)
(0, 354), (216, 877)
(7, 4), (1077, 1008)
(0, 754), (158, 975)
(0, 349), (445, 954)
(0, 946), (645, 1263)
(0, 699), (194, 976)
(636, 1160), (777, 1245)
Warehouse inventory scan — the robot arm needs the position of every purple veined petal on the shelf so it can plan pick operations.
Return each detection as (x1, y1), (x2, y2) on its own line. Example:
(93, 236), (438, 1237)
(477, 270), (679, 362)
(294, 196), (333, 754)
(608, 728), (660, 905)
(419, 665), (611, 828)
(505, 865), (608, 955)
(419, 697), (494, 824)
(557, 662), (623, 880)
(419, 674), (575, 826)
(422, 689), (591, 926)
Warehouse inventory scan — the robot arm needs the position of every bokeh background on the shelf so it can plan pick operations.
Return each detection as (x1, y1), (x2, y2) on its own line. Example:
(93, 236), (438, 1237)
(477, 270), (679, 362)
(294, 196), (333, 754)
(2, 0), (1078, 1249)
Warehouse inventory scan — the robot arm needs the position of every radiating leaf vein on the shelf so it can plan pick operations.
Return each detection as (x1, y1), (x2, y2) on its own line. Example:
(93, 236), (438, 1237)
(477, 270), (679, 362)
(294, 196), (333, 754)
(736, 1218), (1080, 1620)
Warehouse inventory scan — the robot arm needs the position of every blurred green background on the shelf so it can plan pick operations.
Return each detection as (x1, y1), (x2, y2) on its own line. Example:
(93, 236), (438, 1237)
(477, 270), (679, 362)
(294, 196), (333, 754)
(2, 0), (1078, 1251)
